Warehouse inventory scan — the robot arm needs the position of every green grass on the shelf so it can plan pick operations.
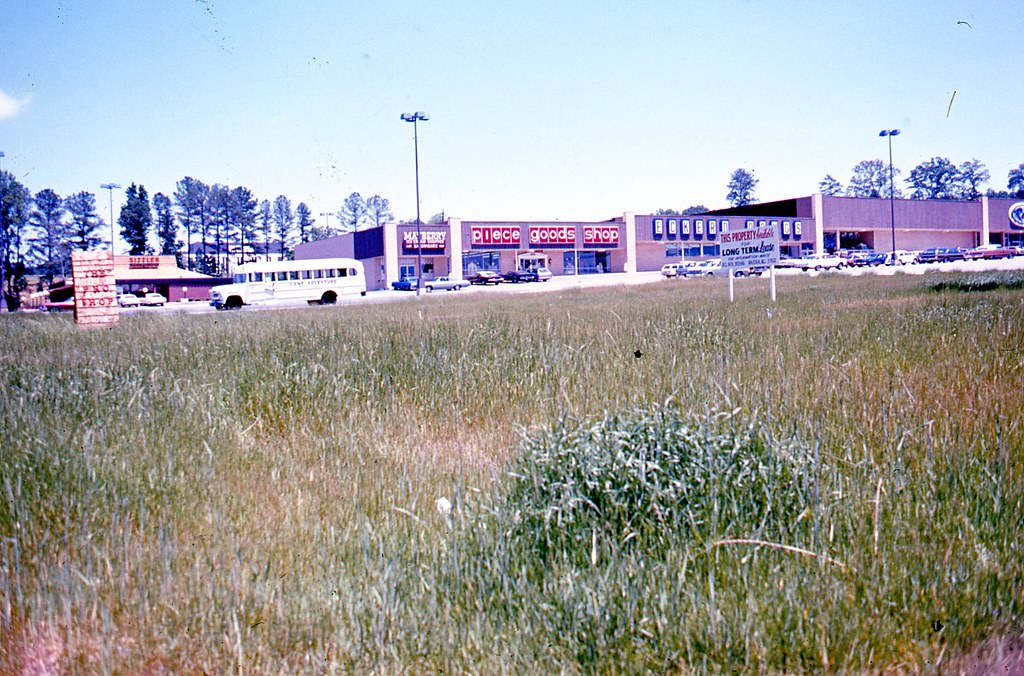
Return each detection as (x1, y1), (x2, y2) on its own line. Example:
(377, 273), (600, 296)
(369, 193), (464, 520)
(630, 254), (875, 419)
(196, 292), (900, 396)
(1, 274), (1022, 672)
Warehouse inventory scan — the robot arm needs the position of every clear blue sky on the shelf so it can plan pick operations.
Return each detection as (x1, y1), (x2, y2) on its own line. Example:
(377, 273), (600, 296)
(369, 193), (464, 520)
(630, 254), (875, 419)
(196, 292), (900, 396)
(2, 0), (1022, 231)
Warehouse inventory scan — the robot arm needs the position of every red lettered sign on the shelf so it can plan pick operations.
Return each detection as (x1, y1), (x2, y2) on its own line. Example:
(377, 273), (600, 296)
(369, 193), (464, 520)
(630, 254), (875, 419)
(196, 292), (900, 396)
(471, 225), (522, 246)
(529, 225), (576, 245)
(583, 225), (620, 246)
(71, 251), (119, 327)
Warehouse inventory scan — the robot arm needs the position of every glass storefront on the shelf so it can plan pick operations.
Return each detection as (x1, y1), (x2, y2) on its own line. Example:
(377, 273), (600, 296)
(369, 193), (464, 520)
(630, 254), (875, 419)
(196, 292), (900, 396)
(562, 250), (610, 274)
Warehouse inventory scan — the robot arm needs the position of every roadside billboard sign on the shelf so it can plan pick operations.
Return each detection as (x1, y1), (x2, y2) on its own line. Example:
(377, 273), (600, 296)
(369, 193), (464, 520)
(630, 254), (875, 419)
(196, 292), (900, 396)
(719, 222), (780, 269)
(71, 251), (118, 327)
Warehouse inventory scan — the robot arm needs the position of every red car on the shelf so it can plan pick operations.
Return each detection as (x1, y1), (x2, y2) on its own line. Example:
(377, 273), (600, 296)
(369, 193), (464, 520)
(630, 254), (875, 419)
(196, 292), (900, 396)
(965, 244), (1014, 260)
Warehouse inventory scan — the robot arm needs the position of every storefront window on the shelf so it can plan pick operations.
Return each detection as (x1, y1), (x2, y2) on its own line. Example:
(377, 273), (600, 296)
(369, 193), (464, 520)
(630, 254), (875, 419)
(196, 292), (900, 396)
(562, 251), (609, 274)
(702, 244), (720, 257)
(462, 251), (501, 275)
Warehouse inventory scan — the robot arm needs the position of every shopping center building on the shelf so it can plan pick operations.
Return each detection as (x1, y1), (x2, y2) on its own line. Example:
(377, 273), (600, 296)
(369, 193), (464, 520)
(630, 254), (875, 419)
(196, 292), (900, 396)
(294, 195), (1024, 291)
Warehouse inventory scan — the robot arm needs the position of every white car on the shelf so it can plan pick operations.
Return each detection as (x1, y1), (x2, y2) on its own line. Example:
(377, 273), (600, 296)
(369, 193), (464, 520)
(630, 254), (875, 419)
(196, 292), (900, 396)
(661, 263), (684, 278)
(535, 266), (553, 281)
(685, 259), (722, 276)
(118, 293), (141, 307)
(139, 292), (167, 306)
(799, 253), (845, 271)
(423, 277), (464, 292)
(887, 250), (918, 265)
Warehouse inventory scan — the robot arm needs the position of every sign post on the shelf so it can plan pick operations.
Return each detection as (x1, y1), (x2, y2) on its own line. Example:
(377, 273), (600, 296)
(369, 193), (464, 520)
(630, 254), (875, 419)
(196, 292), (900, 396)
(719, 222), (780, 303)
(71, 251), (118, 327)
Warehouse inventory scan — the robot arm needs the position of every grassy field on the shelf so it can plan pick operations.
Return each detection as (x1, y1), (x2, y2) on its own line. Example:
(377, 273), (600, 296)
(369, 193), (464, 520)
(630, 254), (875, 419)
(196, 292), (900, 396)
(1, 272), (1022, 673)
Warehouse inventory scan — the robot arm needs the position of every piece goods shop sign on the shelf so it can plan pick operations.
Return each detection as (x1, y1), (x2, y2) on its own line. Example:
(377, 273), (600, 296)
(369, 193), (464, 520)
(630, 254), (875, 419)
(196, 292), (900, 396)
(471, 225), (521, 247)
(71, 250), (119, 327)
(583, 225), (620, 247)
(719, 223), (780, 269)
(529, 225), (576, 246)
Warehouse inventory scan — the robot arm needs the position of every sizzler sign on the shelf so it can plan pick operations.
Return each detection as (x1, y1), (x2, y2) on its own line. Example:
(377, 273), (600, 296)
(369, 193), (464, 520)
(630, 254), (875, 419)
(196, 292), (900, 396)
(530, 225), (576, 245)
(471, 225), (521, 246)
(583, 225), (620, 245)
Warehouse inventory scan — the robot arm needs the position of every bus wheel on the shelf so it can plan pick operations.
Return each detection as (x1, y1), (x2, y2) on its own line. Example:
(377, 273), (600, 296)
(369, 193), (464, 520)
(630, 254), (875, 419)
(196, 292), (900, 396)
(225, 296), (243, 310)
(321, 292), (337, 305)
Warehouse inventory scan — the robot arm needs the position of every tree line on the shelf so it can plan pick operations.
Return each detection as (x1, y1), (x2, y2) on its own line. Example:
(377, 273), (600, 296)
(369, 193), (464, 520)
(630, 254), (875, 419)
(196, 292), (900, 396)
(0, 172), (398, 307)
(656, 161), (1024, 215)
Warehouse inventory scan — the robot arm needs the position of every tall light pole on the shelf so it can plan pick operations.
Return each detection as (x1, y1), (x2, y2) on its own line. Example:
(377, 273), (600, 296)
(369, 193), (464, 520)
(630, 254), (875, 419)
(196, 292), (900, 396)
(100, 183), (121, 255)
(319, 211), (333, 235)
(0, 152), (5, 313)
(879, 129), (900, 263)
(401, 111), (428, 297)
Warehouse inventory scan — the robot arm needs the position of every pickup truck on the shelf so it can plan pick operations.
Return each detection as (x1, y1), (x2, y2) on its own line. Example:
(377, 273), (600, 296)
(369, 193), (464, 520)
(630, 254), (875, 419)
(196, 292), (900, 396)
(423, 276), (465, 292)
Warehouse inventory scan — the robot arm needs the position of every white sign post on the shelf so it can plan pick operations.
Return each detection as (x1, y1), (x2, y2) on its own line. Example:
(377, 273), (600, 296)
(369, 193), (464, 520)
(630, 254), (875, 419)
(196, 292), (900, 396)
(719, 222), (780, 303)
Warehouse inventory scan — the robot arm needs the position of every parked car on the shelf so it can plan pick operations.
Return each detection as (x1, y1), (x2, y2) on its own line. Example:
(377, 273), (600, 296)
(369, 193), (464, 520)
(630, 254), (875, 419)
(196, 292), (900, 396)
(916, 247), (966, 264)
(140, 292), (167, 306)
(773, 255), (805, 269)
(44, 297), (75, 312)
(799, 253), (845, 271)
(534, 266), (553, 281)
(886, 250), (919, 265)
(118, 293), (141, 307)
(465, 270), (503, 285)
(685, 259), (722, 276)
(846, 251), (887, 267)
(423, 276), (465, 292)
(661, 262), (684, 278)
(733, 265), (768, 277)
(965, 243), (1014, 260)
(391, 277), (420, 291)
(502, 270), (538, 283)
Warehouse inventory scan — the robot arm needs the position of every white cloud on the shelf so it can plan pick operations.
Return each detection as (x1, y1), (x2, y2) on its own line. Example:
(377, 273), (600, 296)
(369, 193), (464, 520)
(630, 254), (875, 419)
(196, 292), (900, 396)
(0, 90), (31, 120)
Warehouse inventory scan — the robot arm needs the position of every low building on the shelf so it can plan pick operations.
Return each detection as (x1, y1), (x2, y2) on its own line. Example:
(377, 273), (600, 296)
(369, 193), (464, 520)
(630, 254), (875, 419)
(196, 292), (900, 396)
(293, 196), (1024, 289)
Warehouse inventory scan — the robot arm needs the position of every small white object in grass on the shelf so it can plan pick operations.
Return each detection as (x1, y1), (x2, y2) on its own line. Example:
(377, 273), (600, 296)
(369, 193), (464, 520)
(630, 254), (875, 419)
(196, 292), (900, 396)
(435, 497), (452, 517)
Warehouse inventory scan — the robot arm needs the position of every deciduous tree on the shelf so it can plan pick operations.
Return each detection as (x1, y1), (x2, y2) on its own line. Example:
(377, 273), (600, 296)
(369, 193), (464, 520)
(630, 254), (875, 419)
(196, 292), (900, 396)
(953, 159), (989, 200)
(906, 157), (959, 199)
(847, 159), (901, 198)
(726, 168), (758, 206)
(1008, 163), (1024, 198)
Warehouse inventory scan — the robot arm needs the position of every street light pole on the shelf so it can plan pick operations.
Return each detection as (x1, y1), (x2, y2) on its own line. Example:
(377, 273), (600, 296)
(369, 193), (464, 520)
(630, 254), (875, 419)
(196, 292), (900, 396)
(0, 152), (5, 313)
(319, 212), (332, 235)
(401, 112), (429, 297)
(879, 129), (900, 264)
(100, 183), (121, 255)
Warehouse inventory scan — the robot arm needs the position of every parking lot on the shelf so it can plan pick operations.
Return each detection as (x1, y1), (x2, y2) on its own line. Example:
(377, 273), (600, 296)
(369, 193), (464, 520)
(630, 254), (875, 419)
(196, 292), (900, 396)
(125, 254), (1024, 316)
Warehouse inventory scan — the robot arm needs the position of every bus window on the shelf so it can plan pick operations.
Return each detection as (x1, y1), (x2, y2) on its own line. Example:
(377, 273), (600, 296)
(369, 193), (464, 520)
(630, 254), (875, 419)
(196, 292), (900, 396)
(234, 273), (246, 283)
(326, 269), (336, 278)
(253, 272), (264, 282)
(313, 270), (323, 279)
(275, 272), (287, 281)
(348, 268), (358, 277)
(289, 271), (299, 280)
(337, 268), (347, 277)
(301, 270), (311, 279)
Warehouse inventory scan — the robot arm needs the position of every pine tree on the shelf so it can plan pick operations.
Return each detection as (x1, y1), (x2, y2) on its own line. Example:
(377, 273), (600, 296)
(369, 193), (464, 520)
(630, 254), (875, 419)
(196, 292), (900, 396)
(119, 183), (153, 255)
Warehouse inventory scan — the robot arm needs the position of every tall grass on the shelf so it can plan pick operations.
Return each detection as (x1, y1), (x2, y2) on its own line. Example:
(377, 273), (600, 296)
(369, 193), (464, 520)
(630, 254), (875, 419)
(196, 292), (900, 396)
(1, 274), (1022, 671)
